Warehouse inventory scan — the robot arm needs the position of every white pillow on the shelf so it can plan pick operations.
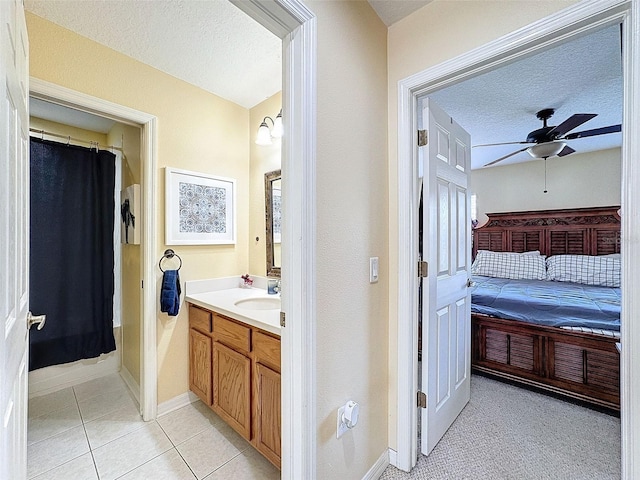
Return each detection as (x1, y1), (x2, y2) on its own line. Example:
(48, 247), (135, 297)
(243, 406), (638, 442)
(472, 250), (547, 280)
(546, 255), (621, 287)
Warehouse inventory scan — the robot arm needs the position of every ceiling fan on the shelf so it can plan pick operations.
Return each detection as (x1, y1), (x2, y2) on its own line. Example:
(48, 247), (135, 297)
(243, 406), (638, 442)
(476, 108), (622, 167)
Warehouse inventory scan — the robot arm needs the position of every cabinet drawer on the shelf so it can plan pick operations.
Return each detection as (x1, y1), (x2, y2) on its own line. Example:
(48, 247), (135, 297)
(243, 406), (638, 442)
(214, 314), (251, 354)
(189, 305), (212, 334)
(253, 331), (281, 372)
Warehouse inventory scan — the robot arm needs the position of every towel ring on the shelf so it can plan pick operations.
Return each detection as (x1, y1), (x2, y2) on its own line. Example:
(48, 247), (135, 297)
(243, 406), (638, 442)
(159, 249), (182, 272)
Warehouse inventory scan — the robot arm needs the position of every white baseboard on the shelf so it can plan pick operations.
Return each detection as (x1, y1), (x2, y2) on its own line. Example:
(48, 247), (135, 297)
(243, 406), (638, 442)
(119, 366), (140, 405)
(362, 449), (390, 480)
(157, 391), (200, 417)
(388, 448), (398, 468)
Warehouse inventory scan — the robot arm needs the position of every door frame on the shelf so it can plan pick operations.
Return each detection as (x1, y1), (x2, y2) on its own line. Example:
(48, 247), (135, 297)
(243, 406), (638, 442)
(227, 1), (318, 477)
(395, 0), (640, 474)
(29, 78), (159, 421)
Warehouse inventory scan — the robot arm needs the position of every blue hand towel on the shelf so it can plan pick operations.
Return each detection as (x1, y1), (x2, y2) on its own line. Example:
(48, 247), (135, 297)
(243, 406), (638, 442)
(160, 269), (181, 316)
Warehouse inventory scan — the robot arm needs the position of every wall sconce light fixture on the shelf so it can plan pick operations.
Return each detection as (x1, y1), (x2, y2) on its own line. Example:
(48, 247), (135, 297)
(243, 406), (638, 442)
(255, 109), (283, 145)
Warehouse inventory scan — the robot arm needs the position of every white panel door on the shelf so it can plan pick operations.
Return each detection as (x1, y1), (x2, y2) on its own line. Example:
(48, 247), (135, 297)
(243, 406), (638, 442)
(420, 98), (471, 455)
(1, 1), (30, 478)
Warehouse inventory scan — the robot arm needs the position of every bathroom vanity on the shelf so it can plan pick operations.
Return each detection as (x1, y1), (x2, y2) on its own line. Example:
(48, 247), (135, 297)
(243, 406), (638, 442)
(186, 288), (281, 469)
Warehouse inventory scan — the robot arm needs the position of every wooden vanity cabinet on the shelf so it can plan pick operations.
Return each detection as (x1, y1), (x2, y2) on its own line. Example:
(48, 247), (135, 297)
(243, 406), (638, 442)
(188, 305), (212, 405)
(188, 304), (281, 469)
(212, 316), (252, 440)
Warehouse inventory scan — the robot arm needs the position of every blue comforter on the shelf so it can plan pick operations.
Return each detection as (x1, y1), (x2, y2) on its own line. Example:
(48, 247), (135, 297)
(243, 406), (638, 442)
(470, 276), (621, 331)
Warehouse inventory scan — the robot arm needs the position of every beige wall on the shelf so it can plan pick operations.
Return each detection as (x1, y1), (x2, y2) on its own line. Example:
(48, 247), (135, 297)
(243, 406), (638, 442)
(387, 0), (581, 451)
(26, 12), (251, 403)
(108, 123), (143, 385)
(248, 92), (282, 276)
(307, 1), (390, 477)
(472, 148), (621, 226)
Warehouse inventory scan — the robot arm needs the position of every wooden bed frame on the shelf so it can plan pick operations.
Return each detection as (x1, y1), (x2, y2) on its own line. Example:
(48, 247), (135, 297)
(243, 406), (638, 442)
(472, 206), (621, 410)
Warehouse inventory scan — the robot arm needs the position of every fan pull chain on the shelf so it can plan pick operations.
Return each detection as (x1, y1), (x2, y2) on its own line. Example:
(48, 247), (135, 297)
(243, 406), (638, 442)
(543, 158), (548, 194)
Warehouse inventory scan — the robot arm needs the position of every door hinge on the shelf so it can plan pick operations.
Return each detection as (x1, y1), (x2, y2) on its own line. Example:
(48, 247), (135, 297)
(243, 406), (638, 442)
(280, 311), (286, 327)
(417, 391), (427, 409)
(418, 261), (428, 278)
(418, 129), (428, 147)
(141, 280), (144, 288)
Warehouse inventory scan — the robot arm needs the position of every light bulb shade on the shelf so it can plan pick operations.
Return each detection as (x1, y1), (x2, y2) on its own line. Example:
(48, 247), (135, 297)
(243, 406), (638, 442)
(271, 110), (283, 138)
(527, 141), (566, 159)
(255, 122), (273, 145)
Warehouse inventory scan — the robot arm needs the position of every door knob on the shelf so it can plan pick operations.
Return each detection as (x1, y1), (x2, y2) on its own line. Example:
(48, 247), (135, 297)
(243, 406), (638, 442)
(27, 311), (46, 330)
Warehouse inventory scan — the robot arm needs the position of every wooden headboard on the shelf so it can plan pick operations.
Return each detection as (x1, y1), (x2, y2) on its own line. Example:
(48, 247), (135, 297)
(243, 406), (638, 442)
(472, 206), (621, 259)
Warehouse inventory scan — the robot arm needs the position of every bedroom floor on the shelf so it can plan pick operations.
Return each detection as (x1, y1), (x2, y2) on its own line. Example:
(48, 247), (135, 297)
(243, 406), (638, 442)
(26, 373), (279, 479)
(381, 374), (620, 479)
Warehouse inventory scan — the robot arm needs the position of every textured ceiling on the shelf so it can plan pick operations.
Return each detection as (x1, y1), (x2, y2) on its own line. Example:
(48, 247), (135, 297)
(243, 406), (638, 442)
(429, 25), (623, 170)
(24, 0), (282, 109)
(24, 2), (621, 170)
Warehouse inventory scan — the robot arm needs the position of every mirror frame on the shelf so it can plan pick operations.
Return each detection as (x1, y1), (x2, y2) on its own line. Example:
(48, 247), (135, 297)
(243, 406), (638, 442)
(265, 169), (281, 277)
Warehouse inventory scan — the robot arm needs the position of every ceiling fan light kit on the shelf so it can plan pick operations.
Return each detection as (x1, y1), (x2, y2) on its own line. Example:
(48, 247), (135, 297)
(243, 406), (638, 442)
(527, 141), (566, 159)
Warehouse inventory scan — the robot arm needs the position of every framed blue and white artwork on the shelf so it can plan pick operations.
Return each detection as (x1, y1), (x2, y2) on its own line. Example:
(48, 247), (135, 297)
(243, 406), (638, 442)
(165, 167), (236, 245)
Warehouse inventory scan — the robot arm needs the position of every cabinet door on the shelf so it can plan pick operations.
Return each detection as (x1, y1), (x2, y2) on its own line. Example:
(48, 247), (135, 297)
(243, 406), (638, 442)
(253, 363), (281, 468)
(189, 329), (212, 405)
(213, 341), (251, 440)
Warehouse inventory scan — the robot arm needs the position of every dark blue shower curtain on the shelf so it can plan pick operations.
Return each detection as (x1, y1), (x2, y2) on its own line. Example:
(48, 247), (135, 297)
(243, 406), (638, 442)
(29, 138), (116, 371)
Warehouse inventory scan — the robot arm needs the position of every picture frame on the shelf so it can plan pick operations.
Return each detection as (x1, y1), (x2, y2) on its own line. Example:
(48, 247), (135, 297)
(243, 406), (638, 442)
(165, 167), (236, 245)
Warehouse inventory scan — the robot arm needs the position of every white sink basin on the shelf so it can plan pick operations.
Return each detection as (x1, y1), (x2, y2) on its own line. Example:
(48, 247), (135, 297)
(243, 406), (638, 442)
(234, 297), (281, 310)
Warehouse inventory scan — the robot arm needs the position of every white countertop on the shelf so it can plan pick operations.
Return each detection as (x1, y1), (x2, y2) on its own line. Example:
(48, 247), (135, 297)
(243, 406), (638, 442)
(186, 287), (281, 336)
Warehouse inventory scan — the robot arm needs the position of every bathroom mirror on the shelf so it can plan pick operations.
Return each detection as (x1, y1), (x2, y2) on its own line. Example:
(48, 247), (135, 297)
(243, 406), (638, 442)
(265, 169), (281, 277)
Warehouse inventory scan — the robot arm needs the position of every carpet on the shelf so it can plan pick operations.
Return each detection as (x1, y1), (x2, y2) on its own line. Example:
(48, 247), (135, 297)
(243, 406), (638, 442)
(380, 375), (620, 479)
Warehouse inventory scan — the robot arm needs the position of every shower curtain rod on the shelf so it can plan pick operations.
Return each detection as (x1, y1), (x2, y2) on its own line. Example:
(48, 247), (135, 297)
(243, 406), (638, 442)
(29, 128), (123, 152)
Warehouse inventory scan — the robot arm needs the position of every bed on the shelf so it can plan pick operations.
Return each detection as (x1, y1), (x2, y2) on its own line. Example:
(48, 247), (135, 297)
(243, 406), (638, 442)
(471, 206), (621, 410)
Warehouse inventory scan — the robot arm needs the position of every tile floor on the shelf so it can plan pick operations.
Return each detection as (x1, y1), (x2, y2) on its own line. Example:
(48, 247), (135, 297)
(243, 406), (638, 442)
(27, 373), (280, 480)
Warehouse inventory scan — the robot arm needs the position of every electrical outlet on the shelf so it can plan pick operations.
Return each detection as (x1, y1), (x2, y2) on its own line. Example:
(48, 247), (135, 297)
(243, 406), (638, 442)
(336, 405), (348, 438)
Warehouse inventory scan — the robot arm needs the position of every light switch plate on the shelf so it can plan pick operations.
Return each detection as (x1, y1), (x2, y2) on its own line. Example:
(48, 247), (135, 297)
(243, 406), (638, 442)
(370, 257), (379, 283)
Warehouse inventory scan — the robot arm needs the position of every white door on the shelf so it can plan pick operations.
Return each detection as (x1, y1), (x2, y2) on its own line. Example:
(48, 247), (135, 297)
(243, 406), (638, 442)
(420, 98), (472, 455)
(1, 1), (30, 478)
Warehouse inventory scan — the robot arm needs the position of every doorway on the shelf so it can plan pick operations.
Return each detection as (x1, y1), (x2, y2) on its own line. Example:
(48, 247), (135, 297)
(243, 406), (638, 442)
(395, 1), (640, 474)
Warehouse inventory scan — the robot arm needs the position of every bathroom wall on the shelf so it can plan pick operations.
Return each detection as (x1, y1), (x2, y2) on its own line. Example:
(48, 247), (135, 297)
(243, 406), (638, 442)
(26, 12), (251, 403)
(471, 148), (621, 226)
(27, 117), (121, 396)
(248, 92), (282, 276)
(108, 123), (142, 392)
(386, 0), (581, 452)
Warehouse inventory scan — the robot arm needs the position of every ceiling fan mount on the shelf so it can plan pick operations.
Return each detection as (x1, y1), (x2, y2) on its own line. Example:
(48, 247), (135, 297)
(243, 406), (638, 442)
(526, 108), (559, 143)
(476, 108), (622, 167)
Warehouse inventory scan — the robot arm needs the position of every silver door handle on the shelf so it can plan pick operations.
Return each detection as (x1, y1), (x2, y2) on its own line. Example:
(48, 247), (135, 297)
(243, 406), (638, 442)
(27, 311), (46, 330)
(466, 278), (473, 288)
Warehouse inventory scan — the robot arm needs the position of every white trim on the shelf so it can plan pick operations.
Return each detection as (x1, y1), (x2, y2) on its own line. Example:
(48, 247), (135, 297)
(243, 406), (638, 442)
(29, 78), (159, 422)
(388, 448), (398, 468)
(620, 1), (640, 478)
(396, 0), (637, 474)
(119, 365), (140, 405)
(361, 450), (390, 480)
(231, 2), (317, 478)
(156, 391), (200, 417)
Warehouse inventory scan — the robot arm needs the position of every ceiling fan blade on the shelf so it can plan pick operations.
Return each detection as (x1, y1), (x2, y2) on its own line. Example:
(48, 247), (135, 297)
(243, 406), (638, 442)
(557, 145), (576, 157)
(483, 147), (529, 167)
(548, 113), (597, 137)
(563, 124), (622, 140)
(473, 141), (531, 148)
